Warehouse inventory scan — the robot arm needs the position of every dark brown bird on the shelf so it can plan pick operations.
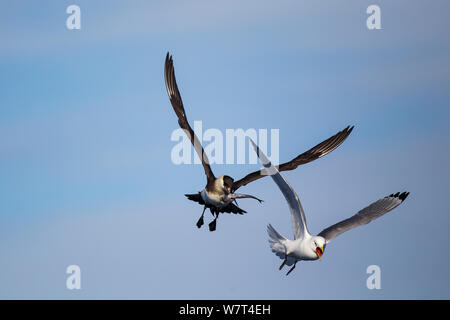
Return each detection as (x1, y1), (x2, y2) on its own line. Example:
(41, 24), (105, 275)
(164, 52), (354, 231)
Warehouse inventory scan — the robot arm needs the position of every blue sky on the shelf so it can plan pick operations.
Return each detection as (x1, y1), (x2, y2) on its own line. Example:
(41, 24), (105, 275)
(1, 0), (449, 299)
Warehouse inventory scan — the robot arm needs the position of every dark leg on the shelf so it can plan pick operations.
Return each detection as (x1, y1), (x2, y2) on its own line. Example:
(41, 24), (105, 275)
(209, 212), (219, 232)
(279, 256), (288, 270)
(286, 261), (297, 276)
(196, 206), (207, 228)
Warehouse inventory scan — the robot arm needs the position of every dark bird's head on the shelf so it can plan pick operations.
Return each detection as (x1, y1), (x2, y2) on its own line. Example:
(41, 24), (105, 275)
(220, 175), (234, 194)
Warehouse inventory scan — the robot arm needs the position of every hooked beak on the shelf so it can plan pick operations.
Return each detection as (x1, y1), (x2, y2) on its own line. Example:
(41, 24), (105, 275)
(315, 246), (323, 259)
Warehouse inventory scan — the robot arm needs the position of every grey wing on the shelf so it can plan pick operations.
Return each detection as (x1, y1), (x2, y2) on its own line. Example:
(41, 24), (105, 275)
(232, 126), (354, 191)
(318, 192), (410, 243)
(164, 53), (215, 184)
(250, 140), (309, 240)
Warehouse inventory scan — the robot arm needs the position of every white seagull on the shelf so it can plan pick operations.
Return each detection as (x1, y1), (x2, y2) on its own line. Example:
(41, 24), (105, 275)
(250, 140), (409, 276)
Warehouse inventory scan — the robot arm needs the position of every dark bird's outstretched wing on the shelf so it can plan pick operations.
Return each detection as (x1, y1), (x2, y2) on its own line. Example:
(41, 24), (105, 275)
(232, 126), (354, 191)
(318, 192), (410, 243)
(164, 53), (215, 184)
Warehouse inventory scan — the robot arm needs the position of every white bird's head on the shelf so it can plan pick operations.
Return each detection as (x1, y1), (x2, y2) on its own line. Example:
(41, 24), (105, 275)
(311, 236), (326, 259)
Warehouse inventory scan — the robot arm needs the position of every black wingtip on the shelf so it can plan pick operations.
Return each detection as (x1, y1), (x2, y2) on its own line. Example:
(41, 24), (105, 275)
(399, 191), (410, 201)
(387, 191), (410, 202)
(342, 125), (355, 133)
(165, 52), (173, 66)
(348, 125), (355, 134)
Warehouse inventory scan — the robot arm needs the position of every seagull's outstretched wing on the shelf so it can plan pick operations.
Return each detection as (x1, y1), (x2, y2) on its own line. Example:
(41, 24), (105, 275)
(251, 140), (309, 240)
(318, 192), (410, 243)
(164, 53), (215, 184)
(232, 126), (354, 191)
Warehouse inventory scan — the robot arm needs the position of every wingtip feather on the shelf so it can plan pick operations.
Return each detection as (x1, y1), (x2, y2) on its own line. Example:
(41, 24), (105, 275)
(386, 191), (410, 202)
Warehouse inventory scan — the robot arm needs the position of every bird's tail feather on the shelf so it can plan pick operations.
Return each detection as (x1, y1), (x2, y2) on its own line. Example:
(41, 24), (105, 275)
(267, 224), (287, 258)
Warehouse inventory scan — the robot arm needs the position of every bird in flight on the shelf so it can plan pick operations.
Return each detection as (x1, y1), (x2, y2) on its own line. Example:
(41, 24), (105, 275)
(164, 52), (354, 231)
(251, 139), (409, 275)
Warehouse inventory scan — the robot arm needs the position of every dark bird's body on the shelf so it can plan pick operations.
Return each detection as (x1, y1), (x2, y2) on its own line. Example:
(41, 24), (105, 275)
(164, 52), (354, 231)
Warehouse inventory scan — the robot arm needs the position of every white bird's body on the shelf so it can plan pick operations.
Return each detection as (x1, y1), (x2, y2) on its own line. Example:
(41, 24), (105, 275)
(283, 237), (322, 261)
